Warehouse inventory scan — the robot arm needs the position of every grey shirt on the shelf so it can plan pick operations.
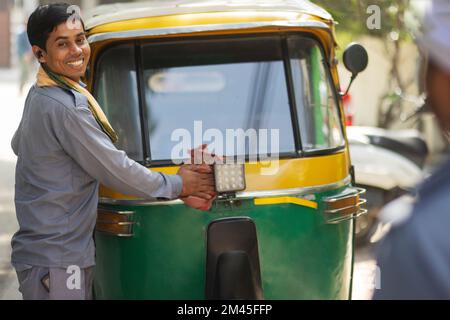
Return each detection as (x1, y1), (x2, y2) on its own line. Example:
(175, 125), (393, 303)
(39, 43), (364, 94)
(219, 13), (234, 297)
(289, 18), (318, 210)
(11, 85), (182, 270)
(373, 155), (450, 299)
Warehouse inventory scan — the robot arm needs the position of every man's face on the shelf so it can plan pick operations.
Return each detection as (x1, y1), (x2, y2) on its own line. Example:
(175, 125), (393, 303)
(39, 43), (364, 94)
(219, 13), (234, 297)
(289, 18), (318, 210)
(426, 61), (450, 132)
(34, 20), (90, 82)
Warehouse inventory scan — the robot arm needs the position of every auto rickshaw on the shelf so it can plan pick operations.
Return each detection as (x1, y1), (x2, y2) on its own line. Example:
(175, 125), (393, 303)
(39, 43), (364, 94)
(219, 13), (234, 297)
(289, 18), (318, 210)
(84, 0), (368, 300)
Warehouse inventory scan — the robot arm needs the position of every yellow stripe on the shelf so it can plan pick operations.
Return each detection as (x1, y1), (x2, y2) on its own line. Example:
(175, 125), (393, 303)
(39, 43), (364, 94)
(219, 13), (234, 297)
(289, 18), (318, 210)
(254, 197), (318, 209)
(99, 152), (349, 199)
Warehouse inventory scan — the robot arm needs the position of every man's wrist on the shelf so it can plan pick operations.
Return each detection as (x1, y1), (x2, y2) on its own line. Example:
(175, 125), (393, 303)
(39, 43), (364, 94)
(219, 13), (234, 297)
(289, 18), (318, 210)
(166, 173), (183, 199)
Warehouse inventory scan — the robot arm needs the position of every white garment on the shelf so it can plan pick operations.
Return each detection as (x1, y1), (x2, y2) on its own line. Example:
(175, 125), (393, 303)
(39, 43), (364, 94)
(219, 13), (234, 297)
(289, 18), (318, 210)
(417, 0), (450, 73)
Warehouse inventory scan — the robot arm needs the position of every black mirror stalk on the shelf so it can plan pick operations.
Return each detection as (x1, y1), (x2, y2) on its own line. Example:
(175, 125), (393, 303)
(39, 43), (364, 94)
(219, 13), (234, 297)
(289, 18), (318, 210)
(340, 73), (357, 97)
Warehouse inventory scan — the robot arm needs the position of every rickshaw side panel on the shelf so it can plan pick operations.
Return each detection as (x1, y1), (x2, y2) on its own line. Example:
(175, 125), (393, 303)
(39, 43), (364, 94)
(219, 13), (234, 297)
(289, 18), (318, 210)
(93, 187), (353, 300)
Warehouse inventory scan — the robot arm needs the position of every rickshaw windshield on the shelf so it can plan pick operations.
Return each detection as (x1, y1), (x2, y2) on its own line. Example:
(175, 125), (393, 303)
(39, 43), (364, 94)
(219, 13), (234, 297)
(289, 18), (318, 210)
(94, 35), (344, 163)
(142, 36), (295, 162)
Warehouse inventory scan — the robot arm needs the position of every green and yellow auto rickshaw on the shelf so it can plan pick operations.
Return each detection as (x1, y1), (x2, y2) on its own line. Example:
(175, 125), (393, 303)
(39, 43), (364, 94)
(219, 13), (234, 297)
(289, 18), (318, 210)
(84, 0), (368, 300)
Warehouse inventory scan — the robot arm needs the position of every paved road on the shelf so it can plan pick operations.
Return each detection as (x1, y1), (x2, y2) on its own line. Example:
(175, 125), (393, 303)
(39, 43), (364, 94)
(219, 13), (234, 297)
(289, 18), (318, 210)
(352, 247), (377, 300)
(0, 68), (25, 300)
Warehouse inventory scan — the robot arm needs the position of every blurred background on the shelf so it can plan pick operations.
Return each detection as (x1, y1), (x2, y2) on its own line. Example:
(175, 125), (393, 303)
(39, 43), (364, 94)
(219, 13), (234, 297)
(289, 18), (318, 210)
(0, 0), (445, 300)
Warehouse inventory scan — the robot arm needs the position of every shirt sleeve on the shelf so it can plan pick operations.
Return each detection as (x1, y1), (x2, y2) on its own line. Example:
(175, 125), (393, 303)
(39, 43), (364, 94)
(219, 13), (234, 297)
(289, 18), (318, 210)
(11, 128), (20, 156)
(11, 118), (23, 157)
(57, 103), (182, 200)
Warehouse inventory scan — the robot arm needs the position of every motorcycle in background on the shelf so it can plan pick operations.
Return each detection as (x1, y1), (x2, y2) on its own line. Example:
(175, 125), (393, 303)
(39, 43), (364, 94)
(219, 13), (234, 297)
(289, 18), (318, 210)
(348, 125), (428, 246)
(345, 94), (430, 246)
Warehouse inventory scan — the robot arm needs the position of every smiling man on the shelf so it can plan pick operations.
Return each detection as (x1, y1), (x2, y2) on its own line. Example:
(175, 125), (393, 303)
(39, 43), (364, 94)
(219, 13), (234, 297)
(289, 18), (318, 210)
(11, 3), (215, 300)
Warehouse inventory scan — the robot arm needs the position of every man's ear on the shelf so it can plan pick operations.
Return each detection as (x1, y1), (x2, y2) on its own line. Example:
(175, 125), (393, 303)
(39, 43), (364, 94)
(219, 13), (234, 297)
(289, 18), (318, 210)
(32, 45), (46, 63)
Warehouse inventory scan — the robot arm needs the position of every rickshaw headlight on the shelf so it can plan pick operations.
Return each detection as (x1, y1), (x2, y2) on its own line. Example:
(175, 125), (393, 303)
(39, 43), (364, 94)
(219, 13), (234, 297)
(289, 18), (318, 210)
(214, 163), (246, 193)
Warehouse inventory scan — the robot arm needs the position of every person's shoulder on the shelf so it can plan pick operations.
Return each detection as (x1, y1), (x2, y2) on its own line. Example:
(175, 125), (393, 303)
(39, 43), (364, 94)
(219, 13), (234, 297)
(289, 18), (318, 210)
(69, 88), (90, 109)
(32, 85), (88, 111)
(416, 159), (450, 214)
(385, 185), (450, 261)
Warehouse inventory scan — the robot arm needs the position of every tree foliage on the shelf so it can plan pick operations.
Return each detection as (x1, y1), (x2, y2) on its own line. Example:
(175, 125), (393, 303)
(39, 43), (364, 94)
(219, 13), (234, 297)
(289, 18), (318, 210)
(313, 0), (411, 39)
(314, 0), (420, 129)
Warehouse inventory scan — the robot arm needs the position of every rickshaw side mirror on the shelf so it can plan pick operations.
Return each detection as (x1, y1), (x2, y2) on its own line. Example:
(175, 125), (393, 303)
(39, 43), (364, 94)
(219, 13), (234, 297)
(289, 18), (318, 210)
(341, 43), (369, 96)
(343, 43), (368, 75)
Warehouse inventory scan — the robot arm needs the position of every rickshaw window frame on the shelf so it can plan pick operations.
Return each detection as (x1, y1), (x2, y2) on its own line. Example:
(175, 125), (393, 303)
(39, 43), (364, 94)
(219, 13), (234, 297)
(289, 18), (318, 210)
(92, 32), (346, 167)
(281, 35), (303, 156)
(91, 41), (148, 164)
(286, 34), (347, 158)
(134, 40), (153, 166)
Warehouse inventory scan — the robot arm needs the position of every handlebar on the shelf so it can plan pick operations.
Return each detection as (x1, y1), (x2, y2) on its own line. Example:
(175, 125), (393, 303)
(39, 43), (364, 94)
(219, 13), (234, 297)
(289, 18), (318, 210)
(400, 98), (430, 122)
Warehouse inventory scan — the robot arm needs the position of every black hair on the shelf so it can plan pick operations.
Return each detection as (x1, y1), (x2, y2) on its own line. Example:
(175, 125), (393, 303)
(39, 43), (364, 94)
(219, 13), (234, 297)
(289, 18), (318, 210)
(27, 3), (85, 51)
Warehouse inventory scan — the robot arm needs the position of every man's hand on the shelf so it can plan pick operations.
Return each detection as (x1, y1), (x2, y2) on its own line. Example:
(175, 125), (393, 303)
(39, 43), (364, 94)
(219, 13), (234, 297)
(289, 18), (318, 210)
(177, 145), (221, 211)
(177, 164), (215, 200)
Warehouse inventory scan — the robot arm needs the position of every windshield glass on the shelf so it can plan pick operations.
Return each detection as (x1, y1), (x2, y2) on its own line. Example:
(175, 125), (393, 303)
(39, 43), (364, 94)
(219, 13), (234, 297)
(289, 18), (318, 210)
(141, 36), (295, 162)
(288, 37), (345, 151)
(94, 44), (143, 161)
(94, 35), (344, 163)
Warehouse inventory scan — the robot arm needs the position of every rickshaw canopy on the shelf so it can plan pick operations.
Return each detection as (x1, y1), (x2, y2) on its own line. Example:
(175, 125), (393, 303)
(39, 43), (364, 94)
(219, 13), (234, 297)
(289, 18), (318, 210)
(85, 0), (336, 49)
(85, 0), (333, 29)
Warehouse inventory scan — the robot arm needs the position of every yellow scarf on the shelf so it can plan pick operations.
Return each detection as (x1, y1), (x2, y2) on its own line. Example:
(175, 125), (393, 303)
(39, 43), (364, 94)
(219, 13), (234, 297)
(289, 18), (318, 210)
(36, 66), (118, 143)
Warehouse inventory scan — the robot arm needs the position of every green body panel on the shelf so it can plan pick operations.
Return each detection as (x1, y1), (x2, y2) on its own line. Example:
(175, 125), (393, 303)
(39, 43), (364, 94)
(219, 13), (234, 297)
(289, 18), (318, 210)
(93, 186), (354, 300)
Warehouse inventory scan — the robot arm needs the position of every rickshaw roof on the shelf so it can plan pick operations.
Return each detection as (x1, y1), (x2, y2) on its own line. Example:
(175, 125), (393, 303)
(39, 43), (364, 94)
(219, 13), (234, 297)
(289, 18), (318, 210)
(85, 0), (334, 31)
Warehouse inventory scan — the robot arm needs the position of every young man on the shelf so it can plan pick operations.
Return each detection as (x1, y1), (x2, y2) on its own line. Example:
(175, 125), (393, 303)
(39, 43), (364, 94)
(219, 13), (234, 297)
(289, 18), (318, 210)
(374, 0), (450, 299)
(11, 3), (215, 300)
